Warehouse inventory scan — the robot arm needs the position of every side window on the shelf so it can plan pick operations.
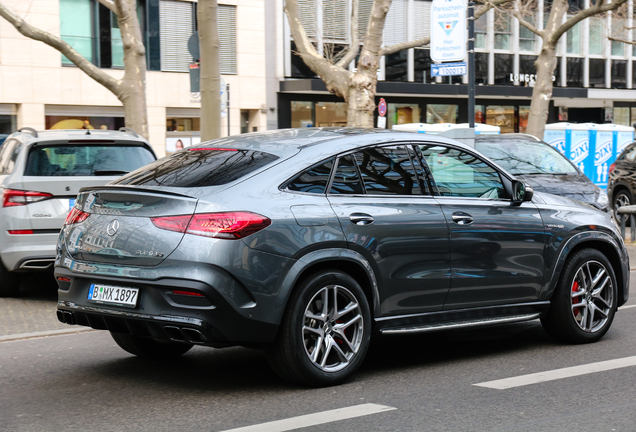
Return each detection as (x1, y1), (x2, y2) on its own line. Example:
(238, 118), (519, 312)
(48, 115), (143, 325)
(625, 147), (636, 162)
(0, 139), (19, 174)
(419, 144), (507, 199)
(285, 158), (335, 194)
(352, 145), (425, 195)
(329, 155), (364, 195)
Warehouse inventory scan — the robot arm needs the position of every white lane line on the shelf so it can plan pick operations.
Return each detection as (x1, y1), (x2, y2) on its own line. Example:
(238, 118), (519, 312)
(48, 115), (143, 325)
(0, 328), (94, 343)
(217, 403), (396, 432)
(619, 304), (636, 310)
(474, 356), (636, 390)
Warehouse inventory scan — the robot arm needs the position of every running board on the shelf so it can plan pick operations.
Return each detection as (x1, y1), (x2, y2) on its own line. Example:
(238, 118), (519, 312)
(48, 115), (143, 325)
(380, 313), (541, 335)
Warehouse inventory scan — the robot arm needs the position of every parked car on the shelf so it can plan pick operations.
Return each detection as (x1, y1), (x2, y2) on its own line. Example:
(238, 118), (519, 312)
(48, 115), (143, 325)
(475, 134), (609, 212)
(55, 128), (628, 386)
(608, 141), (636, 221)
(0, 127), (156, 296)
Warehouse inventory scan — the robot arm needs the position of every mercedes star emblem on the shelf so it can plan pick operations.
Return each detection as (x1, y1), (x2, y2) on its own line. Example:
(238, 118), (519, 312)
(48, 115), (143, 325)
(107, 219), (120, 236)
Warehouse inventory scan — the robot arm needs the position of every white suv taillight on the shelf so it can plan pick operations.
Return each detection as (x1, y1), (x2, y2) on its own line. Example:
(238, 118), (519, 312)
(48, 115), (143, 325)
(2, 189), (53, 207)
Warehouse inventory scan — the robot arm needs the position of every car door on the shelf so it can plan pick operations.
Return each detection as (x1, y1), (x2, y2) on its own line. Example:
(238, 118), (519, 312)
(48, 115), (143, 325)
(327, 144), (451, 316)
(417, 143), (546, 310)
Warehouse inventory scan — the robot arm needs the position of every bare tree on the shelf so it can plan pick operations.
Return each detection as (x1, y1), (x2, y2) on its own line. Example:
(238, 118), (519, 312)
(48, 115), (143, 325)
(0, 0), (148, 138)
(510, 0), (627, 138)
(286, 0), (510, 127)
(198, 0), (222, 141)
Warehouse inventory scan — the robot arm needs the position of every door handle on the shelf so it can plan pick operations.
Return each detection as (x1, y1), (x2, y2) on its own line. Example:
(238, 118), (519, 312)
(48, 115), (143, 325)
(451, 212), (473, 225)
(349, 213), (374, 225)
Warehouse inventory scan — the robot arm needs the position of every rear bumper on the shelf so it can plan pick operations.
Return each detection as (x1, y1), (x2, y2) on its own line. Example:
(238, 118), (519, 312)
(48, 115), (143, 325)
(0, 233), (58, 271)
(54, 266), (279, 347)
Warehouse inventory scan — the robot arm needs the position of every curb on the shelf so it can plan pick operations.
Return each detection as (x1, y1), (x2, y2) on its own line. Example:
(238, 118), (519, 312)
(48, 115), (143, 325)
(0, 327), (95, 343)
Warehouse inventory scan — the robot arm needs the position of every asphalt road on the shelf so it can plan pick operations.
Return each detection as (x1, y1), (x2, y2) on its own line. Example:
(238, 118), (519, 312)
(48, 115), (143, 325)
(2, 278), (636, 432)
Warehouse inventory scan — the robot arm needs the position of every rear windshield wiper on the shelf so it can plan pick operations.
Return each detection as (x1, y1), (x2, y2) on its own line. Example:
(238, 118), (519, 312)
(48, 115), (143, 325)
(93, 170), (130, 176)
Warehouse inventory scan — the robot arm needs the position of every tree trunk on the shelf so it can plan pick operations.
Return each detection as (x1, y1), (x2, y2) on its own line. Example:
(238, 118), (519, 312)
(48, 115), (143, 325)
(525, 45), (558, 139)
(116, 0), (148, 138)
(347, 67), (377, 127)
(198, 0), (221, 141)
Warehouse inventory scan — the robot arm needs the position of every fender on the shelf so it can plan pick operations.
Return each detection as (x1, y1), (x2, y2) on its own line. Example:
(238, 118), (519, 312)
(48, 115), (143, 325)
(541, 230), (630, 306)
(278, 248), (381, 317)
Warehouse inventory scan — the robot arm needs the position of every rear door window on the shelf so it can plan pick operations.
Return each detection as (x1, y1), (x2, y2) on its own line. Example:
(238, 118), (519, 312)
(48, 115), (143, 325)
(113, 148), (279, 187)
(352, 145), (426, 195)
(329, 155), (364, 195)
(24, 145), (156, 176)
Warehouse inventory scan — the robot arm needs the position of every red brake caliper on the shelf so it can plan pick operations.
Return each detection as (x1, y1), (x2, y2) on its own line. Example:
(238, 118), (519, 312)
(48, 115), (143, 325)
(572, 280), (580, 316)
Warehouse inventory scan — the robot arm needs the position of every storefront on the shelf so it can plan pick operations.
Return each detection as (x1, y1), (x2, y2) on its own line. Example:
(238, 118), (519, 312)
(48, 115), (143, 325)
(44, 105), (125, 130)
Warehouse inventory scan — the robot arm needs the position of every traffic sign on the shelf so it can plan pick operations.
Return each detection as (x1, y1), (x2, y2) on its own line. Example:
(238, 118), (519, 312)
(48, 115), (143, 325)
(378, 98), (387, 117)
(431, 62), (467, 77)
(430, 0), (467, 63)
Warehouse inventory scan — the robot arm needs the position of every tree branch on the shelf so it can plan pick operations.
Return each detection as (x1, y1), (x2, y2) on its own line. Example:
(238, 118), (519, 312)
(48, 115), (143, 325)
(336, 0), (360, 68)
(285, 0), (351, 97)
(381, 0), (513, 56)
(512, 6), (544, 38)
(550, 0), (628, 44)
(95, 0), (116, 12)
(609, 36), (636, 45)
(0, 2), (120, 95)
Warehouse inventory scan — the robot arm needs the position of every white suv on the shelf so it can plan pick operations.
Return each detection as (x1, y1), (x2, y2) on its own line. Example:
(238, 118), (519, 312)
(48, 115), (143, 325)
(0, 128), (156, 296)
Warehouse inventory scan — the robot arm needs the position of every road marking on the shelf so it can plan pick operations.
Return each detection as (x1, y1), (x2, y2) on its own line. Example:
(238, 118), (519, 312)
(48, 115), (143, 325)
(474, 356), (636, 390)
(619, 304), (636, 310)
(0, 328), (94, 343)
(217, 403), (396, 432)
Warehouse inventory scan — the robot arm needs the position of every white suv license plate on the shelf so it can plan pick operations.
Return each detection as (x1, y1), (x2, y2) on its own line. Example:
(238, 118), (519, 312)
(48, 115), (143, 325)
(88, 283), (139, 308)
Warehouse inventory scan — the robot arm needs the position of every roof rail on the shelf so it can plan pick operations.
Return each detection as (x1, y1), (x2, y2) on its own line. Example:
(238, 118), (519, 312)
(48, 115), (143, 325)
(118, 127), (139, 138)
(18, 127), (38, 138)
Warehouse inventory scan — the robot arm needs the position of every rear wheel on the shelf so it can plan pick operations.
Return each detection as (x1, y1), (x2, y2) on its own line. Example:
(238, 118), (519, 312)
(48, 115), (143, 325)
(110, 332), (193, 359)
(267, 270), (371, 387)
(613, 189), (632, 225)
(0, 259), (20, 297)
(541, 248), (617, 344)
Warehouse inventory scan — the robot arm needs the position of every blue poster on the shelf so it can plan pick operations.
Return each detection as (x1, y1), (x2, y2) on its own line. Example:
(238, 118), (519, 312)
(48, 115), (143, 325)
(593, 130), (613, 188)
(544, 129), (566, 155)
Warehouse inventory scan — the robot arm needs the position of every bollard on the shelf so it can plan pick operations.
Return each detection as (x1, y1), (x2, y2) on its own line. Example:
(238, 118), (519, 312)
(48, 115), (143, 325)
(617, 205), (636, 243)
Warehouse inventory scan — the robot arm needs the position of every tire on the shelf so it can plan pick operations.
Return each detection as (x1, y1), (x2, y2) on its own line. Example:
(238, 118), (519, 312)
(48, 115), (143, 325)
(541, 248), (617, 344)
(613, 189), (632, 225)
(267, 270), (371, 387)
(0, 259), (20, 297)
(110, 332), (193, 359)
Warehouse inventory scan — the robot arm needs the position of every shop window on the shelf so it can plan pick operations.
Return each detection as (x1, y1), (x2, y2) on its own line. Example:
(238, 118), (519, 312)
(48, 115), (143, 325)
(475, 53), (488, 85)
(589, 17), (603, 56)
(45, 116), (125, 130)
(291, 101), (314, 128)
(60, 0), (94, 64)
(240, 110), (250, 134)
(166, 117), (200, 132)
(426, 105), (457, 124)
(385, 51), (408, 82)
(566, 21), (581, 54)
(388, 104), (420, 129)
(414, 49), (433, 83)
(486, 105), (514, 134)
(0, 115), (16, 135)
(614, 107), (630, 127)
(316, 102), (347, 127)
(475, 105), (486, 124)
(494, 11), (511, 50)
(494, 54), (513, 85)
(566, 58), (583, 88)
(475, 14), (487, 49)
(519, 106), (530, 133)
(589, 58), (606, 88)
(290, 42), (318, 78)
(611, 61), (627, 89)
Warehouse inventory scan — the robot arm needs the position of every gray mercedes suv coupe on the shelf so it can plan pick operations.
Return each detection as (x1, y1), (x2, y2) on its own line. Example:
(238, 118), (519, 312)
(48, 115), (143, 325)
(55, 128), (629, 386)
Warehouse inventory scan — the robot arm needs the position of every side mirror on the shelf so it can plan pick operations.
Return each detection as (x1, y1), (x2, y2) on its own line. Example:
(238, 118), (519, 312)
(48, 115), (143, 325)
(512, 181), (533, 205)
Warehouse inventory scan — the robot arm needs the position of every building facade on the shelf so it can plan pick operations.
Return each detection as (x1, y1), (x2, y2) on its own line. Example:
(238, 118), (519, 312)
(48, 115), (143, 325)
(0, 0), (268, 156)
(277, 0), (636, 132)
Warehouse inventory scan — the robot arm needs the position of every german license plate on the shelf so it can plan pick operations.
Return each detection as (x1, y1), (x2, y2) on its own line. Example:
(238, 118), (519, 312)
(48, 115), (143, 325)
(88, 283), (138, 308)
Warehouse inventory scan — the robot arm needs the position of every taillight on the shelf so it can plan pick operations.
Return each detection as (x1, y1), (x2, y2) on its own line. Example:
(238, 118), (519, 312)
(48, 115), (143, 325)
(609, 163), (616, 175)
(151, 212), (271, 239)
(64, 208), (90, 226)
(2, 189), (53, 207)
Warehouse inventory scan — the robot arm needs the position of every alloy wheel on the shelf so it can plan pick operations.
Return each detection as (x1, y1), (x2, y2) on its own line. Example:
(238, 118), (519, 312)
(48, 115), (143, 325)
(614, 192), (631, 221)
(570, 260), (614, 333)
(302, 284), (364, 373)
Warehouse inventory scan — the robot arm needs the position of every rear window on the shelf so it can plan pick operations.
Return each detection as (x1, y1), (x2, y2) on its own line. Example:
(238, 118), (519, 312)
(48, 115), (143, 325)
(112, 148), (279, 187)
(24, 145), (156, 177)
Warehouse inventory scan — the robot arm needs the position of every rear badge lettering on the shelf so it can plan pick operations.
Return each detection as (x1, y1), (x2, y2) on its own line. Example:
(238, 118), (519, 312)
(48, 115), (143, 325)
(135, 250), (165, 257)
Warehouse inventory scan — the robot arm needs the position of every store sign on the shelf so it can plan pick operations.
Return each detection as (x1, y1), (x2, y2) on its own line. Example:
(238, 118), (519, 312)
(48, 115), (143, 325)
(431, 62), (467, 77)
(430, 0), (467, 62)
(509, 74), (556, 83)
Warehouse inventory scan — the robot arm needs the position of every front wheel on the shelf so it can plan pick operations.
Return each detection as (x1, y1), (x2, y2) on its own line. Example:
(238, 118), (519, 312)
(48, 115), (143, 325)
(541, 248), (617, 344)
(267, 270), (371, 386)
(110, 332), (193, 359)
